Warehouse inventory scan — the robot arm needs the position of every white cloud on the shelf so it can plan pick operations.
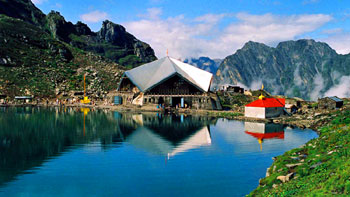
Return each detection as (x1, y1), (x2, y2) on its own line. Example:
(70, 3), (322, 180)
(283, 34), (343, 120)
(80, 10), (108, 23)
(303, 0), (320, 5)
(321, 31), (350, 54)
(322, 28), (343, 35)
(310, 73), (325, 101)
(124, 9), (332, 59)
(194, 13), (227, 24)
(31, 0), (48, 4)
(324, 76), (350, 98)
(55, 3), (62, 8)
(138, 8), (162, 20)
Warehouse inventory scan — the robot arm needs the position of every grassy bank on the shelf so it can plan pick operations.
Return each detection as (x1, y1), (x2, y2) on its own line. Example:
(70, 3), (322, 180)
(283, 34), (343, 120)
(249, 109), (350, 196)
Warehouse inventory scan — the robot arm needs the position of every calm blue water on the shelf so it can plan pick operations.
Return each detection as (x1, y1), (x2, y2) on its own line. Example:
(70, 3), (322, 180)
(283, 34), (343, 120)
(0, 107), (317, 197)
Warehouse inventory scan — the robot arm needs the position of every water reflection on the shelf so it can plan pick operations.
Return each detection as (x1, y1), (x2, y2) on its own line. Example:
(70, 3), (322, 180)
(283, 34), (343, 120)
(114, 112), (214, 157)
(0, 107), (317, 196)
(244, 122), (285, 150)
(126, 125), (211, 158)
(0, 107), (123, 188)
(0, 107), (215, 188)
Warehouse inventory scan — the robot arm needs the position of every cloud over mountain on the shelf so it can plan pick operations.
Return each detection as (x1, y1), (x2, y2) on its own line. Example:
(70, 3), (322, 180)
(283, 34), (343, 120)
(80, 10), (108, 23)
(124, 9), (333, 59)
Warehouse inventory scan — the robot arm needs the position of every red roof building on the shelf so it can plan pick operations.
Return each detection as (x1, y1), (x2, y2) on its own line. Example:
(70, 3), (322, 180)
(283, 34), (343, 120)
(245, 98), (285, 108)
(245, 96), (285, 119)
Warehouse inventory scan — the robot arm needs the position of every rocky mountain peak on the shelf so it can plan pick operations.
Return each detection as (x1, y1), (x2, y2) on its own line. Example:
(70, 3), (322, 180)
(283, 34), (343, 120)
(98, 20), (129, 45)
(277, 39), (338, 58)
(0, 0), (46, 26)
(184, 57), (221, 74)
(46, 11), (76, 42)
(75, 21), (94, 36)
(214, 39), (350, 100)
(0, 0), (157, 68)
(241, 41), (271, 51)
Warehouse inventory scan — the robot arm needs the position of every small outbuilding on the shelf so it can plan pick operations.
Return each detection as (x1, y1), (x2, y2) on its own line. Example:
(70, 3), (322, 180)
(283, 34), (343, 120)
(219, 84), (244, 93)
(0, 94), (6, 104)
(318, 96), (343, 110)
(245, 95), (285, 119)
(285, 104), (298, 114)
(15, 96), (33, 104)
(226, 86), (244, 93)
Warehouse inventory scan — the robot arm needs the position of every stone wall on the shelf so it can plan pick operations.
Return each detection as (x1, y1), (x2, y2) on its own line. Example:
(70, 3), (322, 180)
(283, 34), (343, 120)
(111, 92), (218, 110)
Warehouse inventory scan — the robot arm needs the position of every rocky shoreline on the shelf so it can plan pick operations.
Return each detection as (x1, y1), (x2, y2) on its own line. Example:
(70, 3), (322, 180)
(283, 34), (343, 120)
(0, 101), (341, 130)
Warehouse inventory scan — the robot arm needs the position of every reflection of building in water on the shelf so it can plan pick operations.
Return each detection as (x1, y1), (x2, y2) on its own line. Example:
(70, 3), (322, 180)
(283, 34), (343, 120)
(80, 108), (90, 136)
(126, 126), (211, 158)
(244, 122), (285, 150)
(0, 109), (216, 187)
(115, 113), (215, 158)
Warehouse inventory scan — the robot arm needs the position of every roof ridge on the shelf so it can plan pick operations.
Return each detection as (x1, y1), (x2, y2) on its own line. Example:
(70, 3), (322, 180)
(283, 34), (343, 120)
(144, 57), (175, 91)
(169, 58), (206, 92)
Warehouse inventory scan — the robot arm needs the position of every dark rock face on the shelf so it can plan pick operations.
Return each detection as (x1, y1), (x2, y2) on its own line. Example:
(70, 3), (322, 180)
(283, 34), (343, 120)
(184, 57), (221, 74)
(0, 0), (46, 26)
(46, 13), (156, 68)
(74, 21), (94, 36)
(96, 20), (156, 65)
(0, 0), (157, 68)
(98, 20), (129, 45)
(214, 39), (350, 100)
(46, 11), (77, 42)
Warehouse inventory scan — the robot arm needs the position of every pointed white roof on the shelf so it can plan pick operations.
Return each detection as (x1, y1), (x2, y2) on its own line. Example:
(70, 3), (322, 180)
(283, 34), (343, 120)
(124, 56), (213, 92)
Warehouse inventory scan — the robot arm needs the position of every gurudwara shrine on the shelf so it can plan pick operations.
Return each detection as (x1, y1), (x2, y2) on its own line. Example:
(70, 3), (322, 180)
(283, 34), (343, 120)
(114, 56), (222, 110)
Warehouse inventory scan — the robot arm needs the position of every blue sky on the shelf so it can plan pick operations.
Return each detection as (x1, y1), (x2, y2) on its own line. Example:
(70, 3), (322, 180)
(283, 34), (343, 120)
(33, 0), (350, 59)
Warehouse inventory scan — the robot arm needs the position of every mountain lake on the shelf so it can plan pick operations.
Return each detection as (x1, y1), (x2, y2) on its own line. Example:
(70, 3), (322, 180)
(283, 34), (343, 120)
(0, 107), (318, 196)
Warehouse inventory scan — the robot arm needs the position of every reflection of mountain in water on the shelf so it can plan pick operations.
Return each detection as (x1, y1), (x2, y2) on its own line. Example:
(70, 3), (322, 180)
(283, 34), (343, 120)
(244, 122), (285, 150)
(0, 107), (125, 188)
(0, 108), (216, 187)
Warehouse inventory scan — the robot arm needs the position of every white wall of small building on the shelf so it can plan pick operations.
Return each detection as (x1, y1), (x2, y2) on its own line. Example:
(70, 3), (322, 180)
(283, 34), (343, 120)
(245, 107), (266, 119)
(245, 107), (284, 119)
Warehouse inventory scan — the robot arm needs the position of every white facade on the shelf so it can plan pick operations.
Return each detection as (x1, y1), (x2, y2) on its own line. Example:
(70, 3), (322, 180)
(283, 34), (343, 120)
(245, 106), (266, 118)
(245, 106), (284, 119)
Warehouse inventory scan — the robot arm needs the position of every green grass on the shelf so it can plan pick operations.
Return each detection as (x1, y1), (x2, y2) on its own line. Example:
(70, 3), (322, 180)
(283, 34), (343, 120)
(208, 111), (243, 117)
(217, 92), (253, 109)
(249, 109), (350, 196)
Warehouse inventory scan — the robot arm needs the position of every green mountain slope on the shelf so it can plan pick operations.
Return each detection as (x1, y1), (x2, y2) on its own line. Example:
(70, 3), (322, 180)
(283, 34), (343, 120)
(0, 15), (124, 98)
